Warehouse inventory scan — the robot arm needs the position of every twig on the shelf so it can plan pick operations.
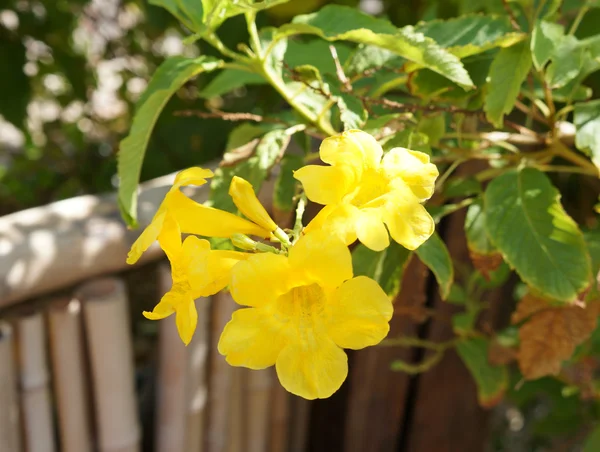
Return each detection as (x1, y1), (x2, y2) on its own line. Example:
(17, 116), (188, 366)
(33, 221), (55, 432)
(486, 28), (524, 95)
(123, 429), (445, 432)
(502, 0), (521, 30)
(514, 99), (547, 124)
(175, 109), (267, 122)
(504, 119), (544, 138)
(366, 97), (480, 115)
(329, 45), (352, 92)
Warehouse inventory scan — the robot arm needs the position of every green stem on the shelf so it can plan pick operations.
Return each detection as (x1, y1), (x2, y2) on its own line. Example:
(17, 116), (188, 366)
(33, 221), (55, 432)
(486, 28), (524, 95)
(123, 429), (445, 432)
(568, 5), (589, 35)
(535, 164), (599, 176)
(390, 351), (445, 375)
(552, 140), (598, 175)
(381, 336), (457, 351)
(435, 159), (465, 191)
(245, 12), (263, 58)
(204, 32), (249, 62)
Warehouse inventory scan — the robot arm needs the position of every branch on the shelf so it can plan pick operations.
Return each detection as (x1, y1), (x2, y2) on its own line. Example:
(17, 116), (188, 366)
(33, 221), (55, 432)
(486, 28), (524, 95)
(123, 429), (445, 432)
(502, 0), (521, 30)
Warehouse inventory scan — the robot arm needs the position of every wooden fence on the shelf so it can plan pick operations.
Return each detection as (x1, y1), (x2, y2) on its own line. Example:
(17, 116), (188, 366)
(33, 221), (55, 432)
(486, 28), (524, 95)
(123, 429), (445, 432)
(0, 164), (508, 452)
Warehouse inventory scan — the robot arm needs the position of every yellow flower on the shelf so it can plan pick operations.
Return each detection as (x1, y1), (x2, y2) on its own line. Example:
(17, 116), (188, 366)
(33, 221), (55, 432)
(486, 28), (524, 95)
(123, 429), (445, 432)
(143, 216), (248, 345)
(294, 130), (438, 251)
(127, 168), (271, 265)
(217, 230), (393, 399)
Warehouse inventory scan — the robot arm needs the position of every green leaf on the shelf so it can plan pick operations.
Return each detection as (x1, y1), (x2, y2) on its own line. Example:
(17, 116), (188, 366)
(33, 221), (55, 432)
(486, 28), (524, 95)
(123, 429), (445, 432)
(546, 35), (585, 89)
(199, 69), (266, 98)
(583, 228), (600, 276)
(414, 14), (525, 59)
(275, 5), (474, 88)
(465, 200), (495, 255)
(118, 56), (223, 226)
(531, 20), (564, 70)
(583, 425), (600, 452)
(484, 40), (532, 127)
(456, 337), (508, 407)
(574, 99), (600, 169)
(352, 242), (412, 299)
(337, 93), (367, 131)
(415, 231), (454, 299)
(209, 128), (291, 212)
(417, 113), (445, 147)
(443, 177), (482, 198)
(484, 168), (592, 302)
(452, 312), (477, 335)
(273, 153), (303, 215)
(149, 0), (195, 30)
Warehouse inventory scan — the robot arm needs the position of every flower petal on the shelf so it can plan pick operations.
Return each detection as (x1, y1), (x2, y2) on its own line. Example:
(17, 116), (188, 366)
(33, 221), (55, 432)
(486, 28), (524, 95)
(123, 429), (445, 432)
(157, 214), (182, 262)
(230, 253), (291, 307)
(218, 306), (287, 369)
(320, 130), (382, 170)
(172, 167), (214, 190)
(275, 332), (348, 400)
(288, 230), (352, 288)
(143, 292), (176, 320)
(229, 176), (277, 232)
(127, 211), (166, 264)
(382, 147), (439, 201)
(383, 200), (435, 250)
(355, 210), (390, 251)
(175, 298), (198, 346)
(168, 190), (271, 239)
(327, 276), (392, 349)
(304, 204), (360, 247)
(293, 165), (355, 205)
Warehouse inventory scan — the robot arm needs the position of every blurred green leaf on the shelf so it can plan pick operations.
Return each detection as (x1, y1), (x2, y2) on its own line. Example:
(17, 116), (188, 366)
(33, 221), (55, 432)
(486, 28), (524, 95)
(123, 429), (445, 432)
(484, 40), (532, 127)
(118, 56), (223, 226)
(199, 69), (266, 98)
(583, 425), (600, 452)
(209, 128), (291, 212)
(273, 153), (303, 215)
(0, 37), (29, 127)
(546, 35), (585, 89)
(456, 337), (508, 407)
(574, 99), (600, 169)
(352, 241), (412, 299)
(274, 5), (474, 88)
(531, 20), (564, 70)
(484, 168), (591, 302)
(415, 231), (453, 299)
(414, 14), (525, 58)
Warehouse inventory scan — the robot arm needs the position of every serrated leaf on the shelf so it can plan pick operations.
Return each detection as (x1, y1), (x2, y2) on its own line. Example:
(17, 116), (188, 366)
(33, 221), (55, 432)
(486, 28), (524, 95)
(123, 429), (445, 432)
(547, 35), (585, 89)
(414, 14), (526, 59)
(456, 337), (508, 407)
(209, 128), (291, 212)
(199, 69), (266, 98)
(118, 56), (223, 226)
(484, 40), (532, 127)
(414, 231), (453, 299)
(515, 293), (599, 379)
(352, 242), (412, 299)
(273, 153), (303, 214)
(274, 5), (474, 88)
(574, 99), (600, 170)
(484, 168), (592, 302)
(531, 20), (564, 70)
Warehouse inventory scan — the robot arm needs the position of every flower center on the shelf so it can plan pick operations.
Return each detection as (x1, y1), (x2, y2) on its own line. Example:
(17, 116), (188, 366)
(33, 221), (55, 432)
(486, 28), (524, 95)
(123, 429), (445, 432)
(345, 168), (390, 208)
(276, 283), (326, 321)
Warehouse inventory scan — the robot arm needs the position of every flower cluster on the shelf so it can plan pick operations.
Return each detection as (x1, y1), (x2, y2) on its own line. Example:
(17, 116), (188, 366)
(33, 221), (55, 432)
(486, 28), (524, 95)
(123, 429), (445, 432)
(128, 130), (438, 399)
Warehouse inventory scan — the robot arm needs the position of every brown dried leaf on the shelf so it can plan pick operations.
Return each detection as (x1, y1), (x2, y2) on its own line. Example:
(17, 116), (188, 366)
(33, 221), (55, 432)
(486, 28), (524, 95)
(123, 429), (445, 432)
(469, 250), (503, 281)
(561, 357), (600, 400)
(511, 293), (549, 324)
(488, 340), (517, 366)
(518, 300), (599, 380)
(219, 138), (260, 167)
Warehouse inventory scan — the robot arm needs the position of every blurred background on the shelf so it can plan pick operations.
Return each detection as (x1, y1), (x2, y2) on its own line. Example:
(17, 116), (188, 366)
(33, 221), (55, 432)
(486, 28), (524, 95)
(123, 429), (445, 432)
(2, 1), (600, 451)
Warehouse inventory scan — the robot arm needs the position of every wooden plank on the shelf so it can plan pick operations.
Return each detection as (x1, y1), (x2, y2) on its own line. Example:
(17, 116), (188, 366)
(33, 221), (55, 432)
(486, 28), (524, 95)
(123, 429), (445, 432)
(48, 297), (93, 452)
(402, 210), (496, 452)
(0, 321), (21, 452)
(80, 278), (140, 452)
(343, 257), (429, 452)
